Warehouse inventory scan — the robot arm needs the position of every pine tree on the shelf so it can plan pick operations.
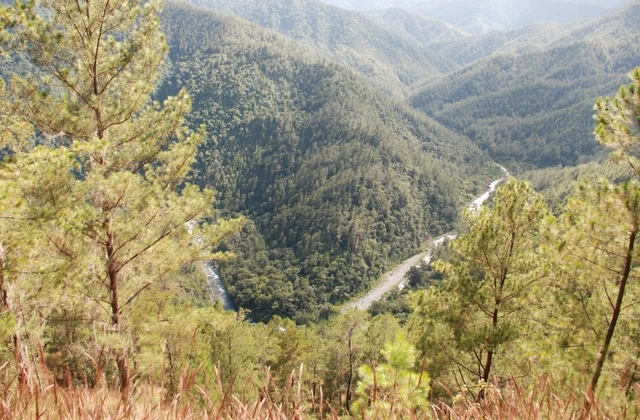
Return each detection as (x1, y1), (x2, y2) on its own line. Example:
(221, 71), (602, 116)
(595, 67), (640, 179)
(543, 182), (640, 405)
(557, 67), (640, 407)
(0, 0), (241, 390)
(354, 333), (430, 417)
(410, 180), (549, 397)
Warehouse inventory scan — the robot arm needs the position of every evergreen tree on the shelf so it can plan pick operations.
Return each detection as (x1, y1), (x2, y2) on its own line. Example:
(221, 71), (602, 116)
(0, 0), (240, 390)
(549, 67), (640, 407)
(354, 333), (430, 417)
(410, 180), (549, 397)
(541, 182), (640, 405)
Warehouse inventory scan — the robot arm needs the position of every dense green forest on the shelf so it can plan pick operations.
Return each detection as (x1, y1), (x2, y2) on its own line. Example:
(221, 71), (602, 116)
(427, 0), (639, 66)
(0, 0), (639, 418)
(411, 2), (640, 169)
(363, 7), (469, 49)
(179, 0), (458, 96)
(161, 3), (496, 322)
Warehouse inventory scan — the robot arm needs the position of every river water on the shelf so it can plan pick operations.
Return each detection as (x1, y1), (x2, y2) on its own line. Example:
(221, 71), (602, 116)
(192, 166), (509, 313)
(344, 166), (509, 311)
(187, 221), (236, 310)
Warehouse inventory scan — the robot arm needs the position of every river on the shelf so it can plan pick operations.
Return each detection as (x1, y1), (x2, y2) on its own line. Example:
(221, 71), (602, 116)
(187, 221), (236, 310)
(343, 166), (509, 311)
(193, 166), (509, 313)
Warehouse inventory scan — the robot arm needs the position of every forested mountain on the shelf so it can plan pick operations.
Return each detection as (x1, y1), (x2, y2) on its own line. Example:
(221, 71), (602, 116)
(363, 7), (468, 47)
(321, 0), (416, 9)
(177, 0), (457, 95)
(3, 0), (640, 416)
(429, 0), (640, 66)
(161, 2), (496, 322)
(411, 2), (640, 169)
(410, 0), (612, 33)
(322, 0), (627, 33)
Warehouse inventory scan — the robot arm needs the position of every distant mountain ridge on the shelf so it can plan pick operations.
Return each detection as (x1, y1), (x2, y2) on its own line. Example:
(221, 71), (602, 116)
(363, 7), (469, 47)
(161, 2), (495, 321)
(411, 1), (640, 169)
(180, 0), (459, 95)
(322, 0), (630, 33)
(426, 0), (640, 65)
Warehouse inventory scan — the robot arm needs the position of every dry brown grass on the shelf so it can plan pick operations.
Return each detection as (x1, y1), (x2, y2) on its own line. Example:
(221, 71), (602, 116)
(431, 378), (639, 420)
(0, 358), (637, 419)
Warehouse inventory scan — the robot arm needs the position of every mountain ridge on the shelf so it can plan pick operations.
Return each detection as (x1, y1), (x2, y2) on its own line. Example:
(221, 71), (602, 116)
(178, 0), (459, 96)
(161, 2), (496, 321)
(321, 0), (629, 33)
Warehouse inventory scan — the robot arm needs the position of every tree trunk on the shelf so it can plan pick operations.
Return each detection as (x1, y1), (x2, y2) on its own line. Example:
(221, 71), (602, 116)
(116, 354), (129, 395)
(478, 306), (499, 400)
(584, 228), (637, 413)
(346, 330), (354, 411)
(0, 242), (9, 310)
(106, 222), (129, 393)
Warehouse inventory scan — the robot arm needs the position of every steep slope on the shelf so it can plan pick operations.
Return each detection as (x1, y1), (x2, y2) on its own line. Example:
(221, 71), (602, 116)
(411, 0), (611, 33)
(430, 0), (640, 66)
(323, 0), (628, 12)
(161, 3), (496, 322)
(323, 0), (626, 33)
(180, 0), (457, 96)
(411, 2), (640, 169)
(363, 7), (468, 47)
(428, 22), (568, 66)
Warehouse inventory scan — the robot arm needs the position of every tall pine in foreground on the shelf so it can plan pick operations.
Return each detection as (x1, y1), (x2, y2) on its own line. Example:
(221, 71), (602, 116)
(409, 180), (549, 398)
(582, 67), (640, 405)
(528, 68), (640, 414)
(0, 0), (240, 390)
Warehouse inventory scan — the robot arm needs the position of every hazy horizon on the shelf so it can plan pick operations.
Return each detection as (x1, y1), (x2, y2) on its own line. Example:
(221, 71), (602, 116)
(319, 0), (634, 32)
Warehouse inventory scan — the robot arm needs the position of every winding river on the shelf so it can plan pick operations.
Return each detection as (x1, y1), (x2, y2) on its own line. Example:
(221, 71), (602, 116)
(343, 166), (509, 312)
(187, 221), (236, 310)
(193, 166), (509, 313)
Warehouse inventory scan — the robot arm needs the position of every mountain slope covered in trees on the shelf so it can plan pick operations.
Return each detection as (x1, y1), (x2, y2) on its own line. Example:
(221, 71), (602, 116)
(363, 7), (468, 48)
(2, 0), (640, 416)
(161, 3), (496, 321)
(427, 0), (639, 66)
(322, 0), (626, 33)
(178, 0), (457, 95)
(411, 2), (640, 170)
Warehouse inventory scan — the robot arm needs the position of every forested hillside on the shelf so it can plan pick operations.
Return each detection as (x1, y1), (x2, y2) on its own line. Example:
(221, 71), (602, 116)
(363, 7), (468, 48)
(323, 0), (625, 32)
(178, 0), (457, 95)
(427, 0), (639, 66)
(161, 3), (495, 322)
(2, 1), (640, 418)
(411, 2), (640, 169)
(409, 0), (611, 33)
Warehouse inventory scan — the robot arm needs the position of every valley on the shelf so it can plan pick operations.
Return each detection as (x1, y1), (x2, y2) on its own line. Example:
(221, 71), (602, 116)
(344, 166), (509, 311)
(1, 0), (639, 416)
(162, 0), (640, 322)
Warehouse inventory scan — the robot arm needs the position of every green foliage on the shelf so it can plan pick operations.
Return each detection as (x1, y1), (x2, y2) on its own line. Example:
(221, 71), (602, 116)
(182, 0), (457, 97)
(521, 160), (633, 211)
(2, 0), (639, 413)
(161, 2), (494, 322)
(409, 180), (550, 396)
(529, 68), (640, 404)
(354, 333), (430, 417)
(131, 289), (268, 401)
(411, 4), (640, 169)
(0, 0), (241, 389)
(595, 67), (640, 176)
(535, 181), (640, 399)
